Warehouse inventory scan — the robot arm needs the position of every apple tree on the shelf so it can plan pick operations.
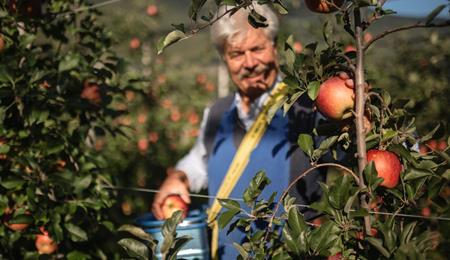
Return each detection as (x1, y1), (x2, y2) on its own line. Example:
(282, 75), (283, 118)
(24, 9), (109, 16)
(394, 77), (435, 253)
(150, 0), (450, 259)
(0, 0), (141, 258)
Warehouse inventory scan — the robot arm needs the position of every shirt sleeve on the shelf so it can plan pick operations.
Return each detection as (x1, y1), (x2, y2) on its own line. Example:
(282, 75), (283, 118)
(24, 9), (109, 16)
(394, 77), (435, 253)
(174, 107), (210, 192)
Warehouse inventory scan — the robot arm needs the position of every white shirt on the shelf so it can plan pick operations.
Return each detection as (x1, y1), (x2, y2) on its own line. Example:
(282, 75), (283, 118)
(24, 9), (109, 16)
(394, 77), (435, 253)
(175, 84), (276, 192)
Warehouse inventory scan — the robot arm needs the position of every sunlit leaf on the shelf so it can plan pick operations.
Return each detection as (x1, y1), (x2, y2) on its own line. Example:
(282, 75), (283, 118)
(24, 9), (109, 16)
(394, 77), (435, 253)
(157, 30), (186, 55)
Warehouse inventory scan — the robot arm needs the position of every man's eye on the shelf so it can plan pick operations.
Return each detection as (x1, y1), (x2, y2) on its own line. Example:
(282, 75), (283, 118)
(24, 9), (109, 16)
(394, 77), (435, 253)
(252, 46), (265, 52)
(229, 52), (243, 58)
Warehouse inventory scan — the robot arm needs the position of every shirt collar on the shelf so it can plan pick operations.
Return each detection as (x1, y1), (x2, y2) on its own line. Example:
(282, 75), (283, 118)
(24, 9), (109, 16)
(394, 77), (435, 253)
(233, 75), (282, 130)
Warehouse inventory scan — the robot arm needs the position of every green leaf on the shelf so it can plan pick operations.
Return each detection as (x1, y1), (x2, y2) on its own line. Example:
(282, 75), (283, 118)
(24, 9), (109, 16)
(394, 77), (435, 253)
(283, 90), (305, 115)
(307, 81), (320, 100)
(287, 207), (307, 236)
(344, 189), (360, 214)
(74, 175), (92, 193)
(188, 0), (207, 21)
(400, 222), (416, 246)
(328, 174), (352, 209)
(248, 9), (268, 28)
(218, 209), (239, 229)
(364, 161), (383, 191)
(349, 208), (369, 218)
(0, 143), (10, 153)
(298, 134), (314, 157)
(8, 214), (33, 224)
(157, 30), (186, 55)
(1, 177), (26, 189)
(282, 225), (301, 254)
(243, 171), (271, 204)
(420, 124), (440, 142)
(389, 144), (416, 165)
(425, 5), (446, 25)
(118, 238), (149, 260)
(167, 235), (192, 260)
(218, 199), (241, 211)
(161, 211), (183, 254)
(366, 237), (391, 258)
(67, 251), (90, 260)
(65, 223), (88, 242)
(233, 242), (249, 258)
(58, 53), (81, 72)
(309, 221), (339, 255)
(118, 225), (156, 244)
(312, 135), (338, 161)
(403, 168), (433, 181)
(442, 169), (450, 180)
(272, 0), (288, 15)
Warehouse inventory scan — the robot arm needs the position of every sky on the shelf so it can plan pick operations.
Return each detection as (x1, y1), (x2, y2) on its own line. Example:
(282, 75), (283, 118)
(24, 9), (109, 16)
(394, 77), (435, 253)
(383, 0), (449, 18)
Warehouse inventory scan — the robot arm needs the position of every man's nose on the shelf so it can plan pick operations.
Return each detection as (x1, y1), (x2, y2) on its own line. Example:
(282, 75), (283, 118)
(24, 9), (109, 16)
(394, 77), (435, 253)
(243, 51), (257, 68)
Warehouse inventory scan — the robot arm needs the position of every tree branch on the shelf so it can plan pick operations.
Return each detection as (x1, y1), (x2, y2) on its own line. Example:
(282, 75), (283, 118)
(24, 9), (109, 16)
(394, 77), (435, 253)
(266, 163), (359, 231)
(364, 21), (450, 51)
(354, 8), (372, 235)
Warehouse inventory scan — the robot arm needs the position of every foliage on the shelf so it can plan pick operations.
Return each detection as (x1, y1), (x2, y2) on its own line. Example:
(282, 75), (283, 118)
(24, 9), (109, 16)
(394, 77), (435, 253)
(0, 0), (132, 258)
(117, 210), (191, 260)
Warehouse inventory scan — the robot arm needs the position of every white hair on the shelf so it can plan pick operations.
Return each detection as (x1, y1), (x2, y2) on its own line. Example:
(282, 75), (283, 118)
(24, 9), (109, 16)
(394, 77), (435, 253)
(210, 2), (279, 54)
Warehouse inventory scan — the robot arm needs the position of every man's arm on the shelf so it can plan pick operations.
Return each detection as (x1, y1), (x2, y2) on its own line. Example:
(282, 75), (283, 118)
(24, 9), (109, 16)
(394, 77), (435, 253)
(151, 108), (210, 220)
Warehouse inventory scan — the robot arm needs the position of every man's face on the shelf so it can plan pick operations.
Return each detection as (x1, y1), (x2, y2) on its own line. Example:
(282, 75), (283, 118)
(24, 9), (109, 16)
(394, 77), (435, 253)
(223, 27), (278, 100)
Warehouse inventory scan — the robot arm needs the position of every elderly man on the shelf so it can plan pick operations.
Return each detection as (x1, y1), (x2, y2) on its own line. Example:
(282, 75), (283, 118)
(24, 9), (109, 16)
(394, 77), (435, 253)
(152, 3), (326, 259)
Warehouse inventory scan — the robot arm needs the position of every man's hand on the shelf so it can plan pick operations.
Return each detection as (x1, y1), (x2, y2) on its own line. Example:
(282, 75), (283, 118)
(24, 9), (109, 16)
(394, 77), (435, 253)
(152, 169), (191, 220)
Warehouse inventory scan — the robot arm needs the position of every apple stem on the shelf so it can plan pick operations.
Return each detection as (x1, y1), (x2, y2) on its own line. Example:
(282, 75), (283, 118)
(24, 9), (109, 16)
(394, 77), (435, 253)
(354, 8), (372, 235)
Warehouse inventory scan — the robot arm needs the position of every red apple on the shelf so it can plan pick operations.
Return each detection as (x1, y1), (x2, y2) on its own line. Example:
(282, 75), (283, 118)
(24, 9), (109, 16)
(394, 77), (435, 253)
(316, 76), (354, 120)
(364, 32), (373, 43)
(356, 228), (378, 240)
(196, 73), (207, 85)
(35, 228), (58, 254)
(161, 194), (188, 219)
(427, 139), (438, 150)
(293, 41), (303, 54)
(129, 37), (141, 49)
(3, 208), (30, 232)
(146, 4), (159, 17)
(367, 150), (402, 188)
(328, 252), (342, 260)
(304, 0), (344, 13)
(8, 0), (42, 18)
(421, 207), (431, 217)
(437, 140), (447, 151)
(344, 45), (356, 53)
(81, 81), (101, 105)
(0, 35), (5, 53)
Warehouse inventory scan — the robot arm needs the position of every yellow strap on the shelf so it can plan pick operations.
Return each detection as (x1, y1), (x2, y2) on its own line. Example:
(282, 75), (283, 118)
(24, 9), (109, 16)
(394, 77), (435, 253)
(207, 82), (287, 260)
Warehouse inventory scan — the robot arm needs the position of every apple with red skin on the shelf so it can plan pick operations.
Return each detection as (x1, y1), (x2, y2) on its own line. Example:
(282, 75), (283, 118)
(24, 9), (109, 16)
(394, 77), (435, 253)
(129, 37), (141, 49)
(316, 76), (354, 120)
(81, 81), (101, 105)
(3, 208), (30, 231)
(304, 0), (344, 13)
(344, 45), (356, 53)
(35, 228), (58, 254)
(161, 194), (188, 219)
(8, 0), (42, 18)
(328, 252), (342, 260)
(293, 41), (303, 54)
(0, 35), (5, 53)
(146, 4), (159, 17)
(367, 150), (402, 188)
(421, 207), (431, 217)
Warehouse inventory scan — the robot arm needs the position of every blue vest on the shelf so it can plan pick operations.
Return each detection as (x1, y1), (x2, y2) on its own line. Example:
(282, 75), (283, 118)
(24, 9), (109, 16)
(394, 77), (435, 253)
(205, 96), (325, 260)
